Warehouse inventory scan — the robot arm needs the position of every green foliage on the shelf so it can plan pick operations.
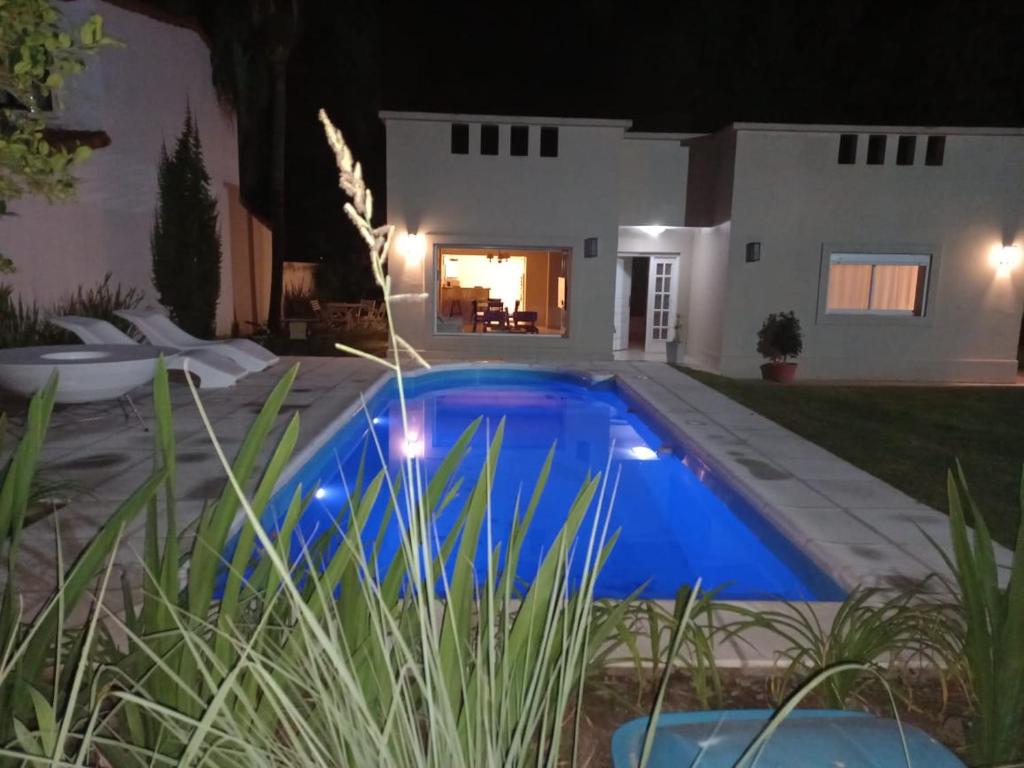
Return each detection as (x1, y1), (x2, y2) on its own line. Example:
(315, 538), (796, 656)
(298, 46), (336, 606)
(151, 107), (222, 339)
(0, 272), (142, 347)
(756, 310), (803, 362)
(938, 467), (1024, 764)
(724, 586), (958, 710)
(0, 0), (116, 267)
(597, 587), (724, 710)
(0, 373), (164, 759)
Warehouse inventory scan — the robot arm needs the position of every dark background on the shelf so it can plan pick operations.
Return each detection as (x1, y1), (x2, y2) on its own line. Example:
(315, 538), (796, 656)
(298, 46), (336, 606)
(138, 0), (1024, 298)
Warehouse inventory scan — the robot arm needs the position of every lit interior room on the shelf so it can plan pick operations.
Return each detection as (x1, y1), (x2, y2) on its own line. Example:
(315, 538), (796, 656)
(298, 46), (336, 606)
(435, 247), (570, 335)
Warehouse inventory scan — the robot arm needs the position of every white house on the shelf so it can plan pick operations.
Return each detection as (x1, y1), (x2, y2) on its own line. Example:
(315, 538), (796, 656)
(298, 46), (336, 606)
(1, 0), (271, 337)
(383, 111), (1024, 382)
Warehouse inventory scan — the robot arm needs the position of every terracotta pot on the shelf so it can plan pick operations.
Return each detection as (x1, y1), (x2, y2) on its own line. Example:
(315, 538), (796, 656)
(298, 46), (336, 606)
(760, 361), (798, 383)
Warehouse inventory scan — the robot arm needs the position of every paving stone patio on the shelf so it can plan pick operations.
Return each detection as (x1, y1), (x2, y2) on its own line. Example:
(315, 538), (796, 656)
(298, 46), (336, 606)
(4, 355), (1013, 622)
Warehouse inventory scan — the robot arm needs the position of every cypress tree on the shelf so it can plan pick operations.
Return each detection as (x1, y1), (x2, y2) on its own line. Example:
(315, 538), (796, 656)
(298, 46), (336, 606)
(151, 107), (222, 338)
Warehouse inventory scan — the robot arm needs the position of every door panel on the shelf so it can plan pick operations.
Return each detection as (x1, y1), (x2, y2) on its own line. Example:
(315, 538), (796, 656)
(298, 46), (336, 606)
(613, 257), (632, 350)
(645, 257), (677, 354)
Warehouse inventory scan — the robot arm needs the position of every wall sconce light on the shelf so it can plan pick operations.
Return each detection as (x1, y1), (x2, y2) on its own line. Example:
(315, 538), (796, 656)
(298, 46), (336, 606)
(396, 232), (427, 264)
(584, 237), (599, 258)
(996, 243), (1020, 274)
(637, 225), (666, 237)
(745, 242), (762, 263)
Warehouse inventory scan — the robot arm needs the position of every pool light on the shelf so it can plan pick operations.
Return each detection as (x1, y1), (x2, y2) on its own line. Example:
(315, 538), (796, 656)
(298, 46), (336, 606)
(630, 445), (658, 461)
(314, 487), (327, 500)
(403, 430), (424, 458)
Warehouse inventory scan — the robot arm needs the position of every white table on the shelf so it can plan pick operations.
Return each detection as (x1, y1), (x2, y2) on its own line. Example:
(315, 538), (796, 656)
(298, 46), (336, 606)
(0, 345), (178, 404)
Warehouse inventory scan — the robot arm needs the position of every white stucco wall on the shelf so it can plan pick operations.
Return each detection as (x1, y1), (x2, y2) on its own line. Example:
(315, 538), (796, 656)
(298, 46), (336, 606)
(716, 126), (1024, 382)
(618, 134), (689, 227)
(0, 0), (239, 337)
(383, 112), (628, 359)
(683, 223), (731, 370)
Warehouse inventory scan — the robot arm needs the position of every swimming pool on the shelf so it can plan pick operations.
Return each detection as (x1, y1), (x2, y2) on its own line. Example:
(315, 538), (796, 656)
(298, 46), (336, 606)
(262, 368), (843, 601)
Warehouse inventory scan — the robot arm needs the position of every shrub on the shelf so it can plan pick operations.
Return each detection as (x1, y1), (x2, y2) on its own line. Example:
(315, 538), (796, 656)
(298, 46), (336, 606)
(0, 273), (142, 347)
(937, 467), (1024, 765)
(151, 107), (222, 339)
(756, 310), (803, 362)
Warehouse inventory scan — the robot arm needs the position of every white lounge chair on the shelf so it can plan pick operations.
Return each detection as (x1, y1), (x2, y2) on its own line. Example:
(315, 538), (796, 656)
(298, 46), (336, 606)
(115, 310), (279, 373)
(51, 316), (247, 389)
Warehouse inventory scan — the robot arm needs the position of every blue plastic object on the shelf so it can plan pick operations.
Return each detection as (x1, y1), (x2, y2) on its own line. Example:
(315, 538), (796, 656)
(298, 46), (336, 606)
(610, 709), (966, 768)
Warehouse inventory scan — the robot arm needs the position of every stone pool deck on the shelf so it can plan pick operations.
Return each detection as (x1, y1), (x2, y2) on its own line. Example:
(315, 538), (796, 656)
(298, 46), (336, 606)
(3, 355), (1012, 624)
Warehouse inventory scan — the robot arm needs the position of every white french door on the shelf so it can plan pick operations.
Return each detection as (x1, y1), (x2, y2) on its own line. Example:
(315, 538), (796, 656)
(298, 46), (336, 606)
(645, 257), (677, 354)
(612, 257), (633, 351)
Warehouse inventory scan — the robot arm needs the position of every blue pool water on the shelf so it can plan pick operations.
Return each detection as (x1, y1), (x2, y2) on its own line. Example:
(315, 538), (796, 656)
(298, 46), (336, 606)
(261, 369), (843, 601)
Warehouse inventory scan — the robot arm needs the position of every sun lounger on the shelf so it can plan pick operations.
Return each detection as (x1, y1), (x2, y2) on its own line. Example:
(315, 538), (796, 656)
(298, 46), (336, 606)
(114, 310), (278, 373)
(51, 316), (247, 389)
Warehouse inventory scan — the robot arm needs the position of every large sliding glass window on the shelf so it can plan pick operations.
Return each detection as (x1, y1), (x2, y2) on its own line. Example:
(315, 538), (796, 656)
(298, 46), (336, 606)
(435, 247), (570, 336)
(825, 253), (931, 316)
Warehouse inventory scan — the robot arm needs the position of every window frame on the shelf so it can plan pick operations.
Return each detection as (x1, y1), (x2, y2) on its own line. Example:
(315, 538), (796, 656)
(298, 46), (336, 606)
(480, 124), (499, 156)
(539, 126), (559, 157)
(430, 242), (573, 339)
(816, 245), (939, 326)
(925, 135), (946, 166)
(510, 124), (529, 156)
(450, 123), (469, 154)
(896, 135), (916, 165)
(837, 133), (858, 164)
(866, 134), (887, 165)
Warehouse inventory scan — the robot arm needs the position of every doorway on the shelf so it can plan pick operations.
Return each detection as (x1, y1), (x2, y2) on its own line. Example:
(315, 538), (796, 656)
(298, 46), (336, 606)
(613, 253), (679, 355)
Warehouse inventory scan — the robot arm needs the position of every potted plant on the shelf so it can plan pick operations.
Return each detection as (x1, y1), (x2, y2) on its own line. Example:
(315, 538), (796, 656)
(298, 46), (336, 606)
(666, 313), (685, 365)
(756, 311), (802, 382)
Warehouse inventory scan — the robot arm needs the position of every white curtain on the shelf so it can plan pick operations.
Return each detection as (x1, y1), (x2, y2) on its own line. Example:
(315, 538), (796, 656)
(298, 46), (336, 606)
(870, 265), (921, 311)
(826, 264), (872, 310)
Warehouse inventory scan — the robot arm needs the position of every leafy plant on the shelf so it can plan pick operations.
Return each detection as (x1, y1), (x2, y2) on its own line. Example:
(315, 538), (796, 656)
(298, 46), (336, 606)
(596, 587), (724, 709)
(722, 586), (957, 710)
(1, 0), (116, 270)
(151, 107), (222, 339)
(0, 273), (142, 347)
(934, 467), (1024, 765)
(756, 310), (802, 362)
(0, 375), (164, 759)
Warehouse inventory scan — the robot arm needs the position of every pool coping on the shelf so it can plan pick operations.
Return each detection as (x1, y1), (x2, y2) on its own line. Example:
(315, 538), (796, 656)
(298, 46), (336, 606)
(265, 359), (1012, 667)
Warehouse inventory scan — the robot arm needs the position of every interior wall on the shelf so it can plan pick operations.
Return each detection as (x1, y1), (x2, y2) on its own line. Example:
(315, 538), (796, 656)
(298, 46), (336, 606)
(524, 251), (550, 326)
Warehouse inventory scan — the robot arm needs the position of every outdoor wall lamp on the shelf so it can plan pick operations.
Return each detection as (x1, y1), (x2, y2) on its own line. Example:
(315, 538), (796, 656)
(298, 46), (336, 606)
(397, 232), (427, 264)
(994, 243), (1020, 275)
(637, 225), (666, 237)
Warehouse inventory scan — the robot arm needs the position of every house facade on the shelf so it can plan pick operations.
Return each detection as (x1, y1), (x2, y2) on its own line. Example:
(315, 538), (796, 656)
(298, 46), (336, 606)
(1, 0), (271, 337)
(383, 110), (1024, 382)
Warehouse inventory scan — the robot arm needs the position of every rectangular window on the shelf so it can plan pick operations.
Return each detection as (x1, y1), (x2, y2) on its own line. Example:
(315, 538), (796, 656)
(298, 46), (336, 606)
(450, 123), (469, 154)
(825, 253), (930, 316)
(837, 134), (858, 164)
(866, 135), (887, 165)
(540, 126), (559, 157)
(896, 135), (916, 165)
(510, 125), (529, 156)
(436, 247), (570, 337)
(480, 124), (499, 155)
(925, 135), (945, 166)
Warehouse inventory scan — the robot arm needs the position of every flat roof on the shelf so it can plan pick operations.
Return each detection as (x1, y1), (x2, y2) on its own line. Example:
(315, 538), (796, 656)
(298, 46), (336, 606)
(730, 121), (1024, 137)
(379, 110), (633, 129)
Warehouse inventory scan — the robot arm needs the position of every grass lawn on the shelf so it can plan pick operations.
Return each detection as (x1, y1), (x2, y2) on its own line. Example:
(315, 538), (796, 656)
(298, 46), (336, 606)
(676, 366), (1024, 548)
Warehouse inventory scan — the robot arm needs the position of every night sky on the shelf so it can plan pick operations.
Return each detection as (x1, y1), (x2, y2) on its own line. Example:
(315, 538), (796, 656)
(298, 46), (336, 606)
(158, 0), (1024, 297)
